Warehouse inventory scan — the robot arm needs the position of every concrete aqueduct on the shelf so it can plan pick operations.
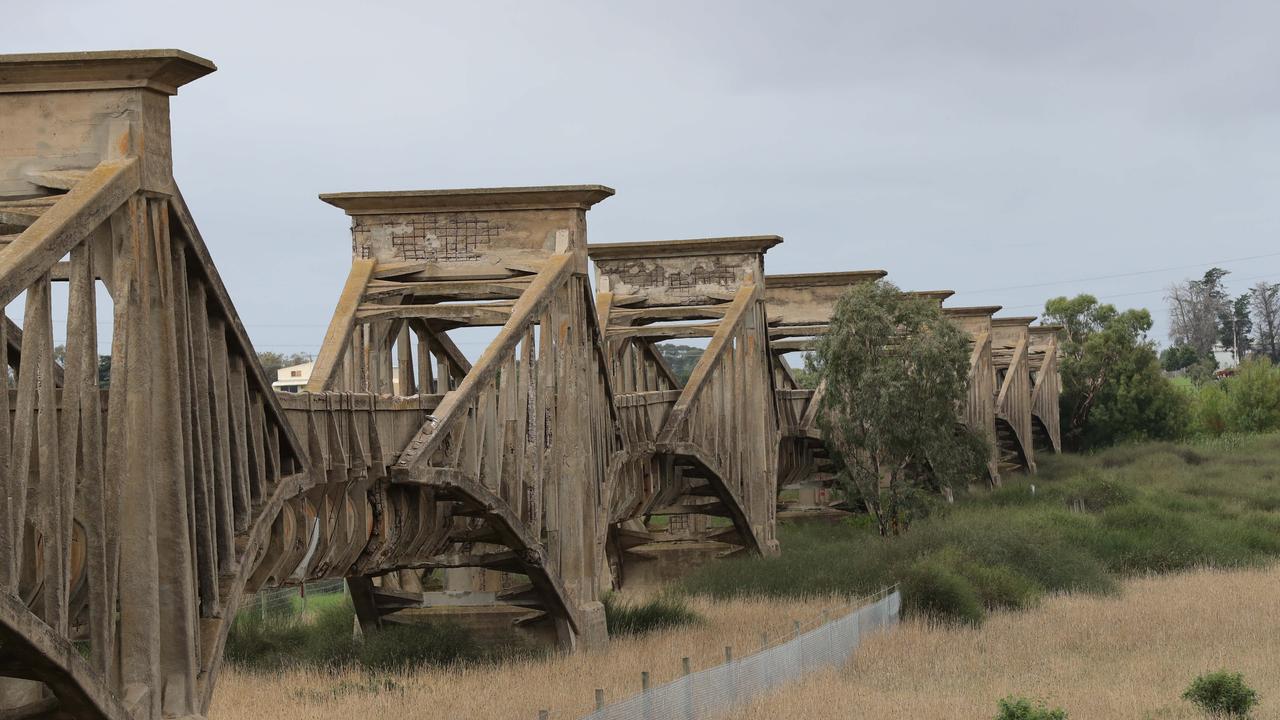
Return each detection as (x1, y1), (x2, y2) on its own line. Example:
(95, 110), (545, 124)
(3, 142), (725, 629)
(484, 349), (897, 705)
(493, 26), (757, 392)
(0, 50), (1060, 720)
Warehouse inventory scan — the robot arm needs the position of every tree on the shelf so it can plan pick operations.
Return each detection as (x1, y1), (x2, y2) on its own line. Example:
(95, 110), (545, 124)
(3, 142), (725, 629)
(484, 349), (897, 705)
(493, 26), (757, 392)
(1219, 293), (1253, 361)
(257, 351), (312, 380)
(812, 281), (989, 536)
(98, 355), (111, 388)
(1159, 345), (1200, 372)
(1166, 267), (1230, 355)
(789, 364), (821, 389)
(1250, 281), (1280, 362)
(654, 344), (703, 384)
(53, 345), (111, 387)
(1043, 294), (1188, 449)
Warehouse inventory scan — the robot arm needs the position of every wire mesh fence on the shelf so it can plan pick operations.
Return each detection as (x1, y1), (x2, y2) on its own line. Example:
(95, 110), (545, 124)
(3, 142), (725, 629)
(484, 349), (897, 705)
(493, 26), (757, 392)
(241, 578), (348, 618)
(574, 587), (900, 720)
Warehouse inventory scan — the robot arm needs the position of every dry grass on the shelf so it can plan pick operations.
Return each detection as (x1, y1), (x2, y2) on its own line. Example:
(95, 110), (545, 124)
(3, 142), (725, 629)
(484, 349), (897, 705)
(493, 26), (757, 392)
(735, 564), (1280, 719)
(213, 567), (1280, 719)
(209, 594), (846, 720)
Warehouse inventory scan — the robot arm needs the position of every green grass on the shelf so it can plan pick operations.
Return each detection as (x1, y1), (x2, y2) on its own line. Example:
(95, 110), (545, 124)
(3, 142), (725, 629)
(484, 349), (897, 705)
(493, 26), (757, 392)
(226, 594), (540, 673)
(602, 593), (703, 636)
(682, 433), (1280, 625)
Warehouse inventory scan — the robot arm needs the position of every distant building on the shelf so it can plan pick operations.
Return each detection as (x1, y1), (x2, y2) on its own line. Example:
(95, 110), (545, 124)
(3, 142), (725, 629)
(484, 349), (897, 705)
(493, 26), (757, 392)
(271, 360), (313, 392)
(1212, 343), (1240, 371)
(269, 361), (416, 394)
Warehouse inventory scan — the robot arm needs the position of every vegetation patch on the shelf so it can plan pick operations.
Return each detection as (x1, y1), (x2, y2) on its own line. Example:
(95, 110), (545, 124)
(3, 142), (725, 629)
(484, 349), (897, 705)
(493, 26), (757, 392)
(994, 696), (1068, 720)
(602, 592), (703, 636)
(683, 434), (1280, 625)
(1183, 671), (1260, 718)
(226, 598), (535, 673)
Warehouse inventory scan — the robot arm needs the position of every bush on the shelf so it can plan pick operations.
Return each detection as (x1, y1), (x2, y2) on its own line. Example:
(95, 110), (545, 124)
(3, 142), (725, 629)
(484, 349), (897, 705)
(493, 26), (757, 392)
(958, 561), (1041, 611)
(901, 554), (984, 625)
(1059, 471), (1136, 512)
(1225, 360), (1280, 434)
(603, 593), (702, 636)
(994, 696), (1067, 720)
(1193, 383), (1230, 437)
(1183, 671), (1259, 717)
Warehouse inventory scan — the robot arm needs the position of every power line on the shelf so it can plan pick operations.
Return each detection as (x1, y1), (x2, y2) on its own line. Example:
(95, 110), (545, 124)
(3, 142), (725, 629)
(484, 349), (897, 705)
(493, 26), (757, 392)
(997, 269), (1280, 312)
(961, 250), (1280, 295)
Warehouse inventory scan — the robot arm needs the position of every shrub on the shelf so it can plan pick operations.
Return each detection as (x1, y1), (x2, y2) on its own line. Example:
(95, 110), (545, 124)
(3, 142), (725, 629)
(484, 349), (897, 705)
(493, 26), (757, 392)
(901, 554), (984, 625)
(603, 593), (702, 636)
(1225, 360), (1280, 434)
(1193, 383), (1231, 437)
(958, 561), (1041, 611)
(1182, 671), (1259, 717)
(1059, 472), (1135, 512)
(994, 696), (1067, 720)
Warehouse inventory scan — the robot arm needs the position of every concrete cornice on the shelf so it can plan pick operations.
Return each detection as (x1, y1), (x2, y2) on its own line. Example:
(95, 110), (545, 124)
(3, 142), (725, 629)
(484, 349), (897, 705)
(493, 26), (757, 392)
(0, 49), (215, 95)
(589, 236), (782, 261)
(765, 270), (887, 288)
(320, 185), (616, 215)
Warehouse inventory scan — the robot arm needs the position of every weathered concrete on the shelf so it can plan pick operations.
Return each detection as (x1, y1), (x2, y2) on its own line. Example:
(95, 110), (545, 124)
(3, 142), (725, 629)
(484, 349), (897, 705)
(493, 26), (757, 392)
(0, 47), (1062, 720)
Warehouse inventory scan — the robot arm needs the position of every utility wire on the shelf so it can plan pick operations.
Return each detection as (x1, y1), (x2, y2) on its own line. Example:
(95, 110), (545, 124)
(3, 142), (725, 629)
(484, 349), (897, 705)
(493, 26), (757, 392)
(996, 268), (1280, 312)
(961, 250), (1280, 294)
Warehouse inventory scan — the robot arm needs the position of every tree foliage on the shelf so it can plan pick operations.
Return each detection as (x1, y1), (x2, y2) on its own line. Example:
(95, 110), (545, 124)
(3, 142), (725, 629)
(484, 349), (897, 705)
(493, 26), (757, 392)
(256, 351), (312, 380)
(789, 364), (821, 389)
(1219, 293), (1253, 359)
(1251, 281), (1280, 362)
(654, 343), (702, 384)
(1166, 268), (1230, 355)
(53, 345), (111, 387)
(1159, 344), (1201, 372)
(1195, 358), (1280, 436)
(812, 281), (989, 536)
(1043, 294), (1188, 450)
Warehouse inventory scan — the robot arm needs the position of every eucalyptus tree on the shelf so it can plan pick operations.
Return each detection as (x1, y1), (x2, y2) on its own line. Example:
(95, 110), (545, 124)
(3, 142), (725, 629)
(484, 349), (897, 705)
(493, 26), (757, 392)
(810, 281), (988, 536)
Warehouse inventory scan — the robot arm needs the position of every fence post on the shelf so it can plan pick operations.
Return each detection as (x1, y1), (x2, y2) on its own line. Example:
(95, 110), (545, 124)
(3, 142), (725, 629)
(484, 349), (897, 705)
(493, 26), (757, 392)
(725, 645), (736, 705)
(595, 688), (604, 712)
(641, 671), (652, 720)
(538, 712), (548, 720)
(793, 620), (803, 675)
(823, 609), (832, 664)
(682, 656), (693, 720)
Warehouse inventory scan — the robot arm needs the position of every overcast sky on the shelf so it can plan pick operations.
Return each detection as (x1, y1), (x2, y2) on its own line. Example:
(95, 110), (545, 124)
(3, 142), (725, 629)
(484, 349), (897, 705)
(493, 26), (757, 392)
(12, 0), (1280, 357)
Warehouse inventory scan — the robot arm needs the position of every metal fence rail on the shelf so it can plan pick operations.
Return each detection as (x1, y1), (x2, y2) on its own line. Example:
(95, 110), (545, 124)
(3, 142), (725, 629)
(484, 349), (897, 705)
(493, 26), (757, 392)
(578, 587), (901, 720)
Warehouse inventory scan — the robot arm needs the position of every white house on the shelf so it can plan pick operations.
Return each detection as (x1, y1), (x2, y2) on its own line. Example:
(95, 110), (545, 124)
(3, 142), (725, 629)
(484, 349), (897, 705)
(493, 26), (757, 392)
(271, 360), (314, 392)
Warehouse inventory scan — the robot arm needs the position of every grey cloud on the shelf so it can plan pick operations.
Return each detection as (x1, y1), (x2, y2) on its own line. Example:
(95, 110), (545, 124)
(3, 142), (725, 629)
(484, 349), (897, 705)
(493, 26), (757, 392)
(9, 0), (1280, 351)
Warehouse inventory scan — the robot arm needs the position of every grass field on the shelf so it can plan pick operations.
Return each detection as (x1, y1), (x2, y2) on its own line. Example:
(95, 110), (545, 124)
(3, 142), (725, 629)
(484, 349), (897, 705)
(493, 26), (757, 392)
(733, 564), (1280, 719)
(210, 594), (850, 720)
